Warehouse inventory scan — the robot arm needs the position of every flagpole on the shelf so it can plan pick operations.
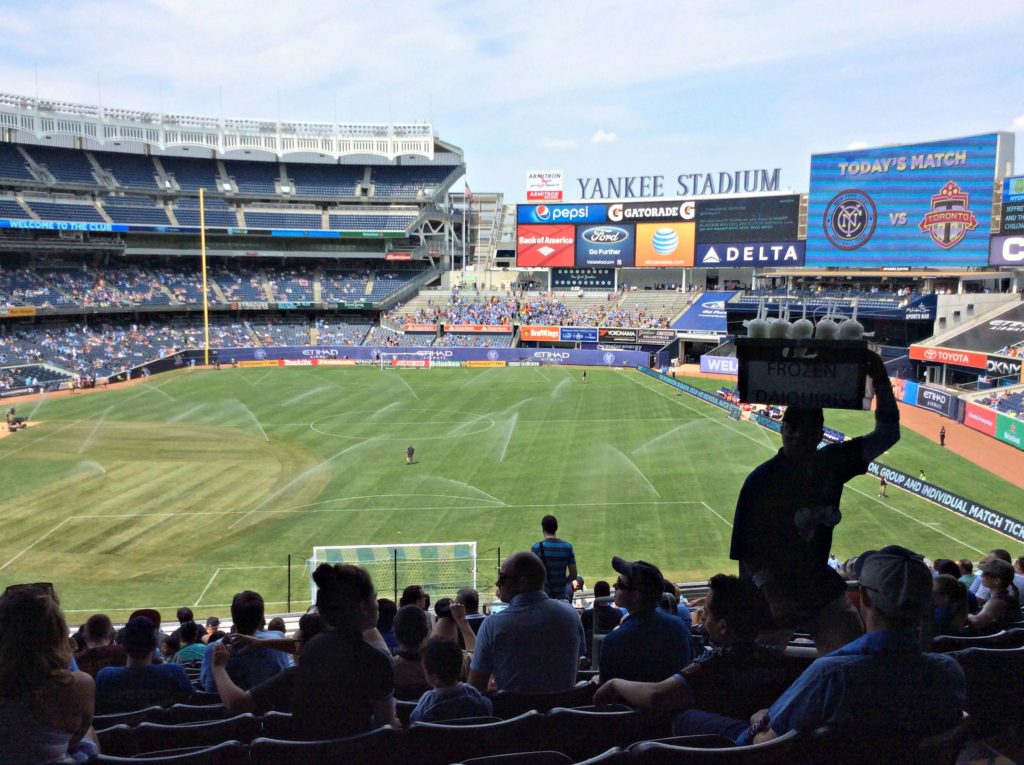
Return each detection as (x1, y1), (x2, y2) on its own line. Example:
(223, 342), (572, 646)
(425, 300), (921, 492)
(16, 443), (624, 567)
(461, 191), (467, 278)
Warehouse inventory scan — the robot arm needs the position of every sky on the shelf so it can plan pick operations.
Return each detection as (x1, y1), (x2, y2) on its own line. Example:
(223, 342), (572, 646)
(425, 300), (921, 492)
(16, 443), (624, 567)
(2, 0), (1023, 203)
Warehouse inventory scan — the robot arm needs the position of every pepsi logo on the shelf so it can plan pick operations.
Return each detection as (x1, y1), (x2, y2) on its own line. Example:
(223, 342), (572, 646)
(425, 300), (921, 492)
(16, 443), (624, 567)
(535, 205), (550, 221)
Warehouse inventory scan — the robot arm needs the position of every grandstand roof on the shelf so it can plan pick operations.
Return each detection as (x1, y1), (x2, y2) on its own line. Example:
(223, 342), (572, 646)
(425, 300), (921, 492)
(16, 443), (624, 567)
(0, 93), (453, 162)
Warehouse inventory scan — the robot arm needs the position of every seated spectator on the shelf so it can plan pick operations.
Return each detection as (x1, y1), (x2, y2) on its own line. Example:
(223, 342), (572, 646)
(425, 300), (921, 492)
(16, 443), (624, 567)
(290, 564), (397, 737)
(957, 559), (976, 590)
(969, 549), (1024, 603)
(73, 613), (127, 678)
(199, 590), (292, 692)
(598, 557), (693, 683)
(211, 610), (327, 715)
(267, 617), (286, 633)
(967, 558), (1020, 634)
(202, 616), (220, 644)
(456, 587), (486, 635)
(410, 636), (493, 724)
(0, 584), (97, 764)
(377, 598), (399, 654)
(168, 607), (194, 642)
(400, 584), (430, 610)
(468, 551), (585, 694)
(581, 580), (623, 657)
(393, 604), (433, 701)
(673, 546), (965, 747)
(171, 621), (207, 664)
(593, 575), (794, 725)
(95, 616), (192, 713)
(932, 575), (969, 636)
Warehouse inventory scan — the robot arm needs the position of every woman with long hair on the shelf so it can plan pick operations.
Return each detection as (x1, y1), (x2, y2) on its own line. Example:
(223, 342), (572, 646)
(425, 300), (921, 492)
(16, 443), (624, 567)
(0, 584), (97, 763)
(968, 559), (1021, 634)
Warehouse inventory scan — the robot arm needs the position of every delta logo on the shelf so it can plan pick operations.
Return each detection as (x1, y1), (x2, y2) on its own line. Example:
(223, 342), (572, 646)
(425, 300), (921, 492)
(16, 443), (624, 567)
(919, 181), (978, 249)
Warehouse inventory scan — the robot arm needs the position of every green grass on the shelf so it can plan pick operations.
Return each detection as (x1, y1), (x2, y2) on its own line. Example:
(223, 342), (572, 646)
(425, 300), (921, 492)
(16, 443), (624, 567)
(1, 365), (1019, 623)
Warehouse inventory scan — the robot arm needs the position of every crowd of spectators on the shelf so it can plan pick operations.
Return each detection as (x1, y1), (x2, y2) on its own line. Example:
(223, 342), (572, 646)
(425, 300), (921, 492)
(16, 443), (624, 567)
(4, 534), (1014, 762)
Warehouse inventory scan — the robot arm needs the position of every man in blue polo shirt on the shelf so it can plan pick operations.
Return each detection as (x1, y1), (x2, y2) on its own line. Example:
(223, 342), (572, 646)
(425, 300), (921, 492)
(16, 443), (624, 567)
(598, 556), (692, 683)
(468, 551), (584, 693)
(674, 545), (965, 750)
(531, 515), (578, 600)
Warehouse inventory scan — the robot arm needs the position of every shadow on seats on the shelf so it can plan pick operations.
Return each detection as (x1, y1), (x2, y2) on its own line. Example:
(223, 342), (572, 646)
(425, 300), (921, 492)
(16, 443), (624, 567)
(249, 726), (403, 765)
(545, 705), (649, 760)
(457, 751), (573, 765)
(406, 710), (547, 765)
(132, 713), (261, 755)
(88, 739), (248, 764)
(490, 682), (595, 719)
(629, 729), (800, 764)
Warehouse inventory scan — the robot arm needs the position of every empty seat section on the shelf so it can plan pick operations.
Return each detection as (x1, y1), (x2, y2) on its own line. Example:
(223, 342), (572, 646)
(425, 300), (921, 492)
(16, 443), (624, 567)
(174, 197), (237, 227)
(94, 151), (161, 190)
(320, 272), (369, 302)
(160, 156), (220, 192)
(223, 160), (279, 195)
(368, 272), (418, 301)
(22, 145), (97, 185)
(25, 200), (104, 222)
(287, 163), (363, 197)
(101, 196), (171, 225)
(0, 143), (36, 182)
(327, 213), (416, 231)
(242, 208), (321, 230)
(370, 166), (450, 199)
(0, 197), (29, 219)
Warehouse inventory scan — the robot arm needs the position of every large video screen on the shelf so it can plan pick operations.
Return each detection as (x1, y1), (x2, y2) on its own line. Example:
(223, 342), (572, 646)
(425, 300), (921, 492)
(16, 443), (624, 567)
(805, 133), (1010, 267)
(1000, 175), (1024, 235)
(695, 195), (800, 243)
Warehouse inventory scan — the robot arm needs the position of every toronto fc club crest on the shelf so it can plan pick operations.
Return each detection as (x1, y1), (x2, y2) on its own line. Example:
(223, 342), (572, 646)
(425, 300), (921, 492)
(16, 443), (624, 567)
(918, 181), (978, 249)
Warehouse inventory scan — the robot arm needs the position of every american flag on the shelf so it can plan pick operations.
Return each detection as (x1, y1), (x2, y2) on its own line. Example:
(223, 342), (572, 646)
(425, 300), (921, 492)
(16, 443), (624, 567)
(464, 182), (474, 203)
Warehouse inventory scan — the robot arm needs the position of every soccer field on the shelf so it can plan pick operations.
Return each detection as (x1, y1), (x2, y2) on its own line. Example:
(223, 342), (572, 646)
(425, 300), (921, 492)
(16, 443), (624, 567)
(0, 365), (1019, 624)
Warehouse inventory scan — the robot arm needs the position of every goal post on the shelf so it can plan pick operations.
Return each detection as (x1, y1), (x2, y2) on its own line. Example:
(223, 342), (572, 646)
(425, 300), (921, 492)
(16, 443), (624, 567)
(380, 351), (432, 370)
(309, 541), (477, 604)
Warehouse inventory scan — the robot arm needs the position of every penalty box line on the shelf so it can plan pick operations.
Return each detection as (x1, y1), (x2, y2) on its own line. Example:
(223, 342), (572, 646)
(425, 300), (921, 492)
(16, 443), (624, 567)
(194, 564), (291, 608)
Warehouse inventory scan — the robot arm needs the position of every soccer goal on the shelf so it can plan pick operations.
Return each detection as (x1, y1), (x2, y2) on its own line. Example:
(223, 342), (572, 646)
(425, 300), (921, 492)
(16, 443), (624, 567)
(309, 541), (477, 604)
(380, 351), (432, 370)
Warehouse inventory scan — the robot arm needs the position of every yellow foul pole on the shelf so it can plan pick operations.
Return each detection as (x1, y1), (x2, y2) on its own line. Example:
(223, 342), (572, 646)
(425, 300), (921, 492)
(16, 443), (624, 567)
(200, 187), (210, 365)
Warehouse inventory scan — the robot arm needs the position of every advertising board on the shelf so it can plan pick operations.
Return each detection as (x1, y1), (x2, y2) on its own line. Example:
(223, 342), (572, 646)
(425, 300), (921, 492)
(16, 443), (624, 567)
(917, 385), (957, 418)
(700, 355), (739, 375)
(517, 204), (607, 225)
(909, 345), (987, 369)
(526, 171), (563, 202)
(598, 327), (639, 344)
(964, 402), (997, 436)
(606, 201), (695, 223)
(634, 222), (695, 267)
(560, 327), (599, 343)
(516, 224), (575, 268)
(671, 291), (734, 332)
(520, 326), (560, 342)
(806, 133), (1009, 266)
(551, 267), (615, 291)
(996, 416), (1024, 450)
(695, 241), (805, 267)
(443, 325), (513, 333)
(638, 329), (677, 345)
(695, 195), (800, 243)
(575, 224), (635, 267)
(1001, 176), (1024, 234)
(989, 235), (1024, 266)
(404, 324), (437, 333)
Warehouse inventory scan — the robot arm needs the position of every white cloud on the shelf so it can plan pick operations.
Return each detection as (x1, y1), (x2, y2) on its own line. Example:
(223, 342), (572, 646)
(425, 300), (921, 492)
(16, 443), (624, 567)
(1013, 114), (1024, 131)
(591, 129), (617, 145)
(540, 137), (578, 151)
(846, 141), (869, 150)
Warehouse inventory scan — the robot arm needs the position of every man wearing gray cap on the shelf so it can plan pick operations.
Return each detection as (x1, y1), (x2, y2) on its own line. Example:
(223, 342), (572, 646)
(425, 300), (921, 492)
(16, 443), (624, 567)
(674, 545), (965, 748)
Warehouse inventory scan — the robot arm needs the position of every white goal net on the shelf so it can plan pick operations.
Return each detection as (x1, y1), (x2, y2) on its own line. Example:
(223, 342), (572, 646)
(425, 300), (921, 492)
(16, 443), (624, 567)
(310, 541), (478, 604)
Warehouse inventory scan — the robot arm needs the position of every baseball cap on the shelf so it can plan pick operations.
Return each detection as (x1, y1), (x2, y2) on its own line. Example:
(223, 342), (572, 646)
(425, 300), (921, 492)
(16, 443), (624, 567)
(612, 556), (665, 600)
(980, 558), (1014, 586)
(205, 616), (221, 629)
(854, 545), (932, 619)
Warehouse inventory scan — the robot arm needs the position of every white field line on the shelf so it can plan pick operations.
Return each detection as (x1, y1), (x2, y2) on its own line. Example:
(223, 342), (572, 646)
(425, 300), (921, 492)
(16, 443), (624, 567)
(609, 446), (661, 498)
(62, 598), (302, 615)
(253, 370), (275, 386)
(0, 420), (81, 462)
(235, 373), (257, 387)
(633, 371), (993, 553)
(241, 406), (269, 441)
(141, 383), (176, 401)
(167, 404), (205, 423)
(0, 517), (72, 571)
(700, 501), (734, 528)
(194, 568), (222, 607)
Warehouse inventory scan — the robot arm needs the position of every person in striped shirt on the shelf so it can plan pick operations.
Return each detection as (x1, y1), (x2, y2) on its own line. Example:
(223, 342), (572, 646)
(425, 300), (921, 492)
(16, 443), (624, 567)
(530, 515), (578, 601)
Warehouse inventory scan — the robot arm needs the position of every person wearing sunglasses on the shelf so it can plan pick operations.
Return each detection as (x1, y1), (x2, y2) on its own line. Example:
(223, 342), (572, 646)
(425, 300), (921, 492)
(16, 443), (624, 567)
(0, 583), (98, 764)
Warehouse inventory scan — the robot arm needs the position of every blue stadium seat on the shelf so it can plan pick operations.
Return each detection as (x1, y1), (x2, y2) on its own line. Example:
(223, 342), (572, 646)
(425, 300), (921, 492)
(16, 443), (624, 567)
(94, 150), (162, 190)
(0, 143), (37, 182)
(286, 162), (363, 198)
(223, 159), (279, 195)
(22, 144), (97, 185)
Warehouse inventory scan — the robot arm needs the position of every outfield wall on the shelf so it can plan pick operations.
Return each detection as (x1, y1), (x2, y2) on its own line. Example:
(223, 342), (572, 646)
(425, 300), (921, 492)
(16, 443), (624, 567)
(210, 346), (652, 367)
(638, 365), (1024, 543)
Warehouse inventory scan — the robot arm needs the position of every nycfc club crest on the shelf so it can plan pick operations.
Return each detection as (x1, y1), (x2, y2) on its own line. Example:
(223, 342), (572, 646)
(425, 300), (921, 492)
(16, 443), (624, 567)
(919, 181), (978, 249)
(823, 190), (876, 250)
